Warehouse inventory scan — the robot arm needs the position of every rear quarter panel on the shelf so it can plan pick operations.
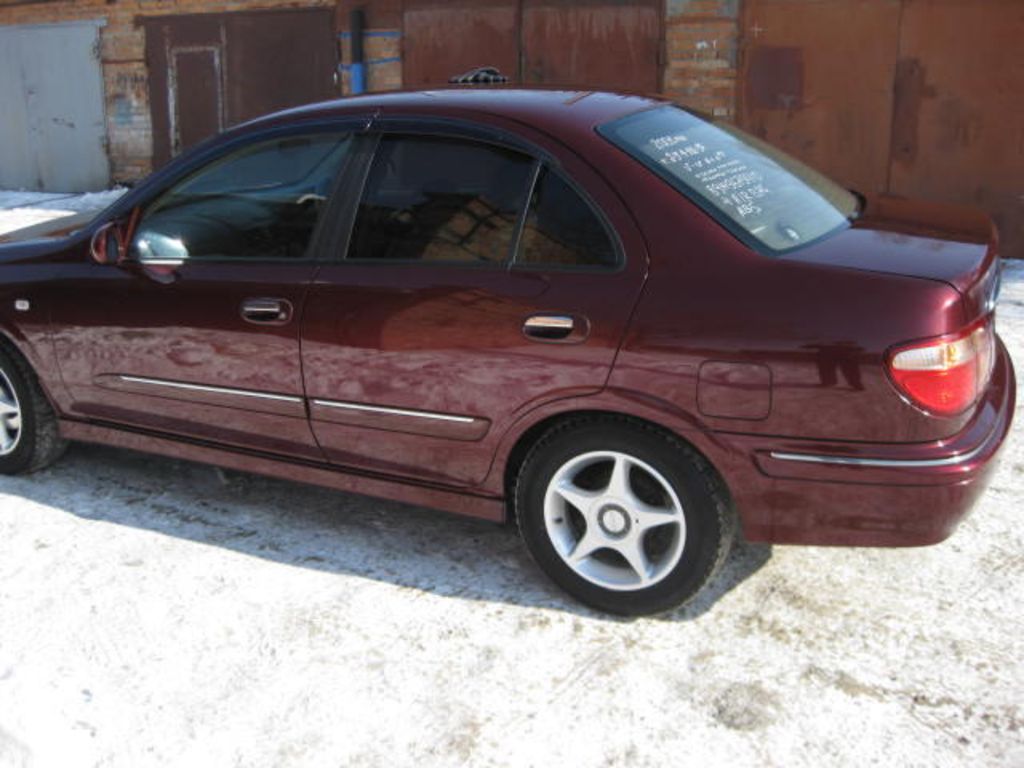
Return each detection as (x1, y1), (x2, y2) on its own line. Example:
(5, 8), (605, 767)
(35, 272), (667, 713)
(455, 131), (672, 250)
(599, 161), (973, 445)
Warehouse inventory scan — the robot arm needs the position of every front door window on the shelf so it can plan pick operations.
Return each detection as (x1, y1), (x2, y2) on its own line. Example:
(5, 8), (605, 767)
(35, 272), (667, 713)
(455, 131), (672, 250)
(134, 132), (352, 262)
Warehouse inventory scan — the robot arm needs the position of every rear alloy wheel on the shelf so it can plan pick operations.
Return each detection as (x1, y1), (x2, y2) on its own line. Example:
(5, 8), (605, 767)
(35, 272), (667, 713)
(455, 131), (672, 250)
(544, 451), (686, 591)
(516, 419), (734, 616)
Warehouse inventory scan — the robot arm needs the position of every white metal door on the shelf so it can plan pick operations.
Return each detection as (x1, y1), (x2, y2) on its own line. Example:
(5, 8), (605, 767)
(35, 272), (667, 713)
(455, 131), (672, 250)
(0, 21), (109, 192)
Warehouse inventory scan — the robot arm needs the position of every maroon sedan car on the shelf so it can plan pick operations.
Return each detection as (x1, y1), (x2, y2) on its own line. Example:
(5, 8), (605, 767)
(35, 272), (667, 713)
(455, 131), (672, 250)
(0, 89), (1014, 615)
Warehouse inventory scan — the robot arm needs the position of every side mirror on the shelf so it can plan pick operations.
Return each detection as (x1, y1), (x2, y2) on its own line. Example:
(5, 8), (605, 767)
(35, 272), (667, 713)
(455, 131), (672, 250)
(89, 221), (126, 266)
(89, 208), (141, 266)
(133, 231), (189, 264)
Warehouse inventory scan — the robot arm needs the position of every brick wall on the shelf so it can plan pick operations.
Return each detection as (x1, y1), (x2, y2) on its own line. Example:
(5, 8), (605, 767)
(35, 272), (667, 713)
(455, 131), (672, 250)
(335, 0), (402, 94)
(664, 0), (740, 119)
(337, 29), (402, 95)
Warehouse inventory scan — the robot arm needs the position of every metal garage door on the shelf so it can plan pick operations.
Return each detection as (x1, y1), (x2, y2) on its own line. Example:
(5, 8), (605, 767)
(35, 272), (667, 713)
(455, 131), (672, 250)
(143, 9), (338, 169)
(402, 0), (661, 92)
(402, 1), (520, 88)
(0, 20), (110, 192)
(520, 0), (661, 90)
(739, 0), (1024, 259)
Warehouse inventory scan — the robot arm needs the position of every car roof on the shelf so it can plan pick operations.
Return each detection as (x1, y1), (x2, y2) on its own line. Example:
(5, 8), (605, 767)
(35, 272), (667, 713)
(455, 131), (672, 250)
(248, 87), (669, 140)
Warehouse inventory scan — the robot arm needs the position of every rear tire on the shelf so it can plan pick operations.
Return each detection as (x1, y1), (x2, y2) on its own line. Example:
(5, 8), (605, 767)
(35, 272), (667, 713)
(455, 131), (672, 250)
(0, 346), (67, 475)
(515, 418), (734, 616)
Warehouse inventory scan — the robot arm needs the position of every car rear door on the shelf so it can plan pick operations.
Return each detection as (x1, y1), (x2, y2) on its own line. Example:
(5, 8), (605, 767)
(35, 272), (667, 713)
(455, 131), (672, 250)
(50, 125), (358, 459)
(300, 124), (648, 486)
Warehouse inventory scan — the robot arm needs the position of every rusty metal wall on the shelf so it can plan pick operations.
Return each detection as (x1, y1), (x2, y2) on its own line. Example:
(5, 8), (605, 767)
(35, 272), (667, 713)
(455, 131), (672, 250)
(738, 0), (900, 199)
(144, 8), (337, 168)
(225, 9), (338, 124)
(739, 0), (1024, 258)
(402, 0), (519, 87)
(402, 0), (661, 91)
(520, 0), (661, 90)
(888, 0), (1024, 261)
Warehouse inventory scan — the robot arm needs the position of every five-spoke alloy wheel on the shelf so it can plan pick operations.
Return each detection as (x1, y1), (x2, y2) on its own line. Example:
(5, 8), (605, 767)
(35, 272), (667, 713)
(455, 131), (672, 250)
(0, 347), (66, 475)
(517, 418), (734, 616)
(544, 451), (686, 591)
(0, 368), (22, 457)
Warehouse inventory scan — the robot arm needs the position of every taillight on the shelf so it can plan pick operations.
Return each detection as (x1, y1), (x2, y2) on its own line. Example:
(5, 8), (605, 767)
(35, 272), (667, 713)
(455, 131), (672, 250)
(887, 316), (996, 416)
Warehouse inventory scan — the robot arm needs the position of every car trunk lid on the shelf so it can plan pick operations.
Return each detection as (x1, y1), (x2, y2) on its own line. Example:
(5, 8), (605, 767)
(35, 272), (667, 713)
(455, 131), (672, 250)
(784, 195), (1001, 322)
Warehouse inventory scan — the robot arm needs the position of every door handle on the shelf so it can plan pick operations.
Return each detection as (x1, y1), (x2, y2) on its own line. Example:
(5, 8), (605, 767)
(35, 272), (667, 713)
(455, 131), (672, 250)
(523, 314), (579, 341)
(241, 298), (293, 325)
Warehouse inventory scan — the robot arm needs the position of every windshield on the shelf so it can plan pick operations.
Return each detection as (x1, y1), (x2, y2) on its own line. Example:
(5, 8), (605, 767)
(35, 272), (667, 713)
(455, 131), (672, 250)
(598, 106), (859, 254)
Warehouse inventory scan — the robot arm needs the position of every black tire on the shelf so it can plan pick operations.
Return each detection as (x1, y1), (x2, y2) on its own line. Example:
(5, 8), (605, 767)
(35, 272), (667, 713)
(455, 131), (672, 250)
(515, 417), (735, 616)
(0, 345), (68, 475)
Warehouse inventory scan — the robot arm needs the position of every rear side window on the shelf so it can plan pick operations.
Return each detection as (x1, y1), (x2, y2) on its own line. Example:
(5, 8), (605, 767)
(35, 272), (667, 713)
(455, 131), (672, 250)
(517, 167), (618, 268)
(347, 136), (534, 264)
(598, 105), (859, 254)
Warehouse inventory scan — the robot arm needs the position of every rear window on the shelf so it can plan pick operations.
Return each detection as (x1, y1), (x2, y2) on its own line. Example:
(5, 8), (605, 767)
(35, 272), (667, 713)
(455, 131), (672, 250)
(598, 106), (859, 254)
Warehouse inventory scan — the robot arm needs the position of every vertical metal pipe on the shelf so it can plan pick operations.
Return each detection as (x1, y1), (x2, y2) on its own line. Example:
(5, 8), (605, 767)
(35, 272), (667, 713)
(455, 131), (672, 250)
(350, 7), (366, 95)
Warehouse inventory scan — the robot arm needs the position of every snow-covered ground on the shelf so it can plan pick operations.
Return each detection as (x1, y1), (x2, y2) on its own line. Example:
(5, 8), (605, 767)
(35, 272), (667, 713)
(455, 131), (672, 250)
(0, 198), (1021, 767)
(0, 189), (126, 236)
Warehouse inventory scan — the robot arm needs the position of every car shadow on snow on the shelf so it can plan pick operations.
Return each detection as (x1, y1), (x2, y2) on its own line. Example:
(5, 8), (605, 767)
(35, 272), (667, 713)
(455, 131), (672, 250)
(3, 443), (772, 621)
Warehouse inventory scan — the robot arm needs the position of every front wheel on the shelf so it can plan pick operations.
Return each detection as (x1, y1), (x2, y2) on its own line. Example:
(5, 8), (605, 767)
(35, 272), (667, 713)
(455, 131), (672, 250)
(0, 346), (67, 475)
(515, 419), (735, 616)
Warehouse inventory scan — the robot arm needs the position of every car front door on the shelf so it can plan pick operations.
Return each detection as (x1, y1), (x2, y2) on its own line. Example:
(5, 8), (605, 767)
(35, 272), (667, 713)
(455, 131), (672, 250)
(50, 126), (356, 459)
(300, 128), (648, 486)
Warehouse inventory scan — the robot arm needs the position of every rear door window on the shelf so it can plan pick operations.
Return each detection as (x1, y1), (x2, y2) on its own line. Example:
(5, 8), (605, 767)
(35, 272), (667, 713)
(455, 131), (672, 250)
(346, 135), (535, 264)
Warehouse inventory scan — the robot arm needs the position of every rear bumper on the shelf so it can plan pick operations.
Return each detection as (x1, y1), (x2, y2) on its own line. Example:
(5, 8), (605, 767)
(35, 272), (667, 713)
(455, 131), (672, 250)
(728, 337), (1016, 547)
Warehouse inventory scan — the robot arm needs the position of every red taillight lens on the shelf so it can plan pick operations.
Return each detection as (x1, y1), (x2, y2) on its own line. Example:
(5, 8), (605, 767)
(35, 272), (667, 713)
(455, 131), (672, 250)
(887, 316), (996, 416)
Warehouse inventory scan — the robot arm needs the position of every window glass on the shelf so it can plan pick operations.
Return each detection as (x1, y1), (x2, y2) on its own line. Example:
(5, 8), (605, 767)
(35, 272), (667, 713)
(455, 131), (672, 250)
(517, 167), (617, 268)
(347, 136), (534, 264)
(134, 133), (351, 262)
(598, 106), (858, 254)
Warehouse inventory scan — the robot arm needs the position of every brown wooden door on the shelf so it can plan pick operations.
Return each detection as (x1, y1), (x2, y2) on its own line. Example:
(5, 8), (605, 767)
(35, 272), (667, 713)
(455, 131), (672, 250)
(144, 9), (338, 168)
(739, 0), (1024, 258)
(401, 0), (661, 91)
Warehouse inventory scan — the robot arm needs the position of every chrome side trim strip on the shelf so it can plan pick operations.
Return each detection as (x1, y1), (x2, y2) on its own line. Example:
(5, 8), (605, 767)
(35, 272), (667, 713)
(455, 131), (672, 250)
(769, 441), (987, 469)
(118, 375), (303, 404)
(311, 398), (476, 424)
